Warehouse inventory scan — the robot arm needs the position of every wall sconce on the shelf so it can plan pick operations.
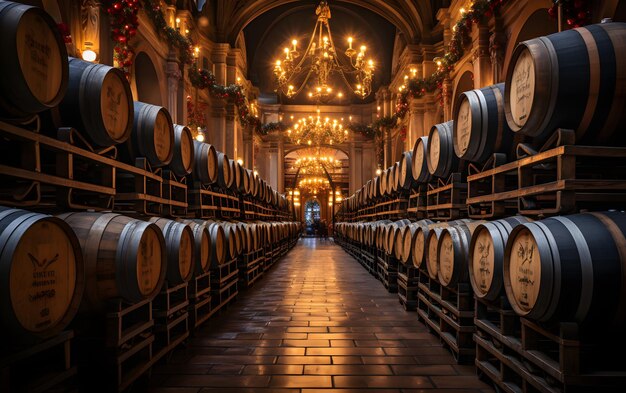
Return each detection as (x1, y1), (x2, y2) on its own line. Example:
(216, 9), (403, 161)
(82, 49), (97, 62)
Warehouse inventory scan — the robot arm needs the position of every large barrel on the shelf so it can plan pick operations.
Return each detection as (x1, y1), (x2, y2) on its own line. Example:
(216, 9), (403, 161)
(386, 219), (410, 255)
(398, 151), (414, 190)
(149, 218), (194, 285)
(216, 152), (232, 189)
(125, 102), (174, 167)
(206, 222), (227, 266)
(192, 141), (218, 185)
(177, 219), (211, 275)
(426, 227), (446, 279)
(468, 216), (531, 301)
(0, 1), (68, 118)
(503, 212), (626, 329)
(58, 212), (166, 310)
(58, 57), (133, 147)
(437, 220), (485, 288)
(169, 125), (195, 177)
(379, 169), (388, 196)
(243, 169), (253, 195)
(410, 220), (436, 269)
(229, 159), (242, 192)
(0, 207), (84, 339)
(411, 136), (431, 183)
(427, 121), (459, 178)
(453, 83), (514, 163)
(505, 22), (626, 144)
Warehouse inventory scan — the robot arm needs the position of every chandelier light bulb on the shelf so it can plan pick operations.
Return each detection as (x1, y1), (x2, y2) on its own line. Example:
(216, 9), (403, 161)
(360, 45), (366, 52)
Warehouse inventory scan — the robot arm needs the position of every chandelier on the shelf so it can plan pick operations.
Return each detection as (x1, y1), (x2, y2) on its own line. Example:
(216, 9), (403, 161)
(273, 0), (375, 103)
(298, 176), (331, 194)
(293, 147), (342, 175)
(287, 112), (348, 146)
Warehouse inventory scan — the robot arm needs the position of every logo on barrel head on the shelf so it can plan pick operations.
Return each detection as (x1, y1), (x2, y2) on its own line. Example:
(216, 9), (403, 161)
(28, 252), (58, 271)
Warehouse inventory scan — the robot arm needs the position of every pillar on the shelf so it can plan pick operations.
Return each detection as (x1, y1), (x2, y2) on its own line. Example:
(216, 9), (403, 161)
(209, 44), (228, 152)
(472, 22), (493, 88)
(166, 53), (181, 124)
(277, 137), (284, 192)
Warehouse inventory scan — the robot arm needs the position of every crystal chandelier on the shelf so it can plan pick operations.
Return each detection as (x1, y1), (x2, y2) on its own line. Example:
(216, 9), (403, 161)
(287, 112), (348, 146)
(298, 176), (331, 194)
(273, 0), (375, 103)
(293, 147), (342, 175)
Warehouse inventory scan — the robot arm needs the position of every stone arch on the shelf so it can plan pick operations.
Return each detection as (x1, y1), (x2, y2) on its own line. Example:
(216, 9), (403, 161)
(133, 51), (163, 106)
(450, 67), (474, 121)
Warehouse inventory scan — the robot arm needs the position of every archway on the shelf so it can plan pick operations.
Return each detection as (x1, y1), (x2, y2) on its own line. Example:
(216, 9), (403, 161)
(134, 52), (162, 106)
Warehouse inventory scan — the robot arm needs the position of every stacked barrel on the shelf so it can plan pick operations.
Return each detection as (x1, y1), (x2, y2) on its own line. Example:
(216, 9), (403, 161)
(336, 20), (626, 391)
(0, 1), (299, 391)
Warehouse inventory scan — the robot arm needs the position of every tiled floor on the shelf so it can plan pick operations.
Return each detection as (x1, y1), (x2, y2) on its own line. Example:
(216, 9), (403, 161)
(151, 238), (493, 392)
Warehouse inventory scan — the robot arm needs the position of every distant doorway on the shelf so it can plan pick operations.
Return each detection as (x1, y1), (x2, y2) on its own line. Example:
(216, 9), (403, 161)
(304, 199), (325, 237)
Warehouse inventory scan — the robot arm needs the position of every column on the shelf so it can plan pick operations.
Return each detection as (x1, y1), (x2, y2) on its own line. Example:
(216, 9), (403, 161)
(268, 143), (278, 190)
(349, 141), (356, 195)
(277, 137), (284, 192)
(408, 99), (425, 146)
(166, 53), (181, 124)
(209, 45), (228, 152)
(472, 21), (493, 88)
(242, 124), (254, 173)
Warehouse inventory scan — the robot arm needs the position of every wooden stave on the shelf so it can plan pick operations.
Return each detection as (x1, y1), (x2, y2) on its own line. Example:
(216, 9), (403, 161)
(503, 212), (626, 328)
(468, 216), (531, 301)
(411, 136), (432, 183)
(0, 207), (84, 339)
(169, 125), (195, 177)
(0, 1), (68, 117)
(125, 102), (174, 167)
(427, 120), (459, 179)
(149, 217), (195, 285)
(192, 141), (218, 185)
(453, 83), (514, 163)
(58, 212), (166, 311)
(58, 57), (133, 147)
(504, 23), (626, 145)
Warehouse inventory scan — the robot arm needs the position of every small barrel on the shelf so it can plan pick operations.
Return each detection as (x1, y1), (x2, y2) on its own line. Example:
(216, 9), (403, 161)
(58, 212), (166, 311)
(169, 125), (195, 177)
(192, 141), (218, 185)
(149, 218), (194, 285)
(453, 83), (514, 163)
(468, 216), (531, 301)
(505, 22), (626, 144)
(0, 1), (68, 118)
(58, 57), (133, 147)
(177, 219), (211, 275)
(411, 136), (431, 183)
(427, 120), (459, 178)
(503, 212), (626, 329)
(216, 152), (232, 189)
(125, 102), (174, 167)
(0, 207), (84, 340)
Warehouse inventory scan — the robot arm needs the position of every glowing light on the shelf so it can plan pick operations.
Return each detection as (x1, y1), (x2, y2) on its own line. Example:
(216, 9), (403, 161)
(82, 49), (97, 62)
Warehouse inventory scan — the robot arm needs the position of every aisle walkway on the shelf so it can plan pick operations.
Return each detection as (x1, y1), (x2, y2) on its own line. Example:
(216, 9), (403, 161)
(151, 238), (492, 392)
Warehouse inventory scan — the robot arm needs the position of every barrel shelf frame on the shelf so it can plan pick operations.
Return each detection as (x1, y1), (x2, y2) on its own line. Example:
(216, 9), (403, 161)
(152, 282), (189, 366)
(188, 271), (212, 329)
(0, 120), (117, 211)
(467, 132), (626, 218)
(407, 185), (428, 220)
(238, 247), (264, 289)
(474, 311), (626, 393)
(397, 263), (419, 311)
(188, 182), (241, 219)
(426, 172), (468, 221)
(376, 253), (398, 293)
(0, 330), (77, 393)
(113, 157), (169, 216)
(161, 170), (188, 218)
(417, 273), (475, 364)
(209, 257), (239, 315)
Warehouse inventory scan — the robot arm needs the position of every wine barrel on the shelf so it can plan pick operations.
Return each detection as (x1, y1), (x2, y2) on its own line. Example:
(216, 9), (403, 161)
(395, 224), (412, 262)
(409, 220), (436, 269)
(426, 227), (446, 280)
(398, 151), (414, 190)
(453, 83), (514, 163)
(206, 222), (227, 266)
(427, 121), (459, 178)
(216, 152), (232, 189)
(242, 168), (251, 195)
(125, 102), (174, 167)
(192, 141), (218, 185)
(149, 218), (194, 285)
(221, 223), (237, 260)
(411, 136), (431, 183)
(437, 220), (484, 288)
(0, 207), (84, 339)
(169, 125), (194, 177)
(177, 219), (211, 275)
(58, 212), (166, 310)
(387, 163), (398, 195)
(505, 22), (626, 144)
(468, 216), (531, 301)
(229, 159), (242, 192)
(379, 169), (388, 196)
(57, 57), (132, 147)
(0, 1), (68, 118)
(504, 212), (626, 329)
(386, 219), (410, 255)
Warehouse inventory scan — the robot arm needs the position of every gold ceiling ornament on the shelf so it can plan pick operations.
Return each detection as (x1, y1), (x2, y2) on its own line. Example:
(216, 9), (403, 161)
(273, 0), (375, 103)
(287, 111), (348, 146)
(298, 176), (331, 194)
